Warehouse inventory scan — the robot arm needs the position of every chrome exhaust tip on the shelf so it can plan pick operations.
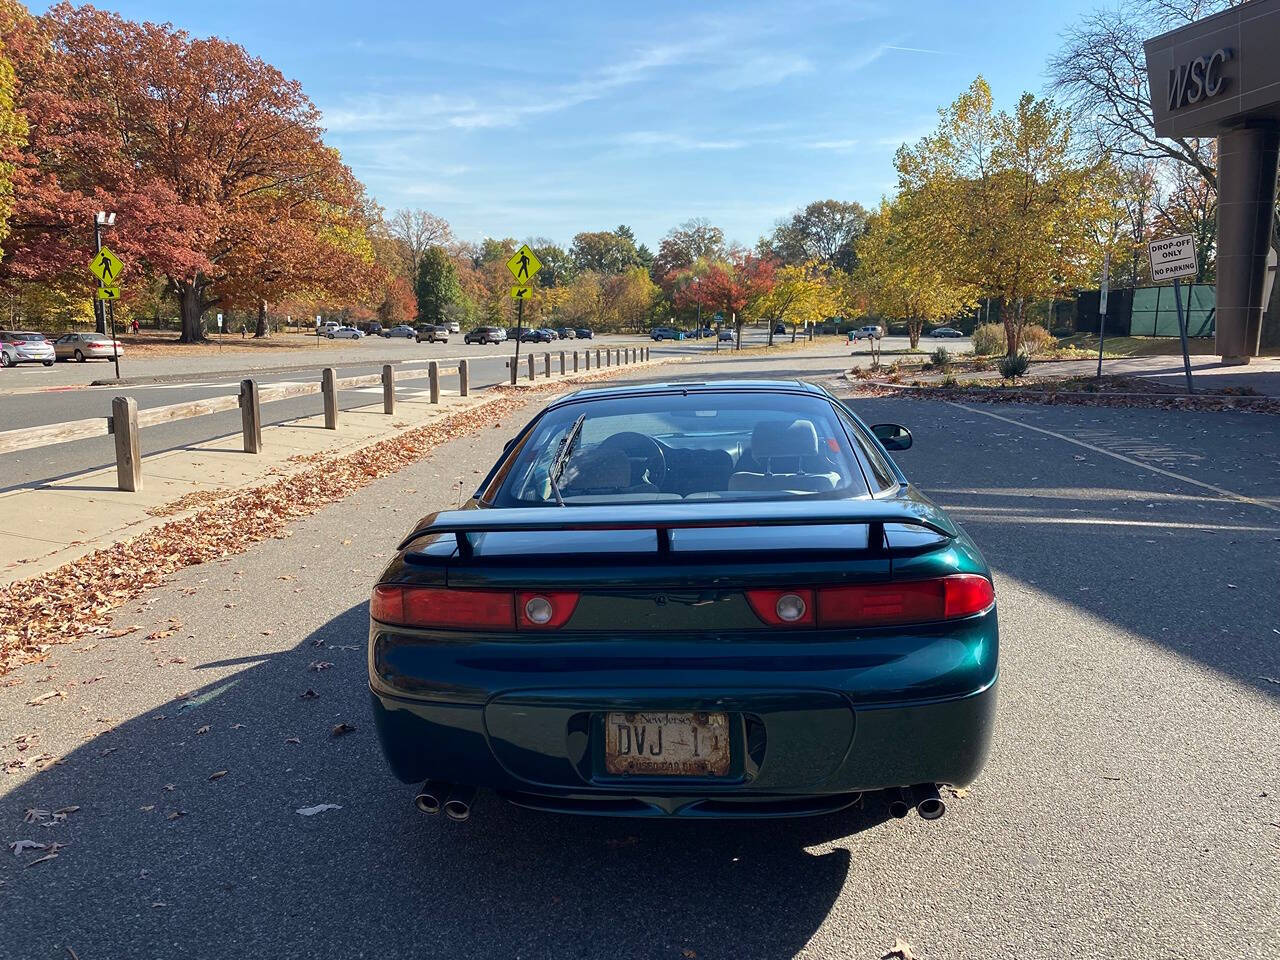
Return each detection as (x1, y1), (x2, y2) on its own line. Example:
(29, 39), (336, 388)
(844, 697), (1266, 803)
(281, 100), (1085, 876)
(414, 780), (449, 815)
(443, 784), (476, 822)
(913, 783), (946, 820)
(887, 786), (914, 819)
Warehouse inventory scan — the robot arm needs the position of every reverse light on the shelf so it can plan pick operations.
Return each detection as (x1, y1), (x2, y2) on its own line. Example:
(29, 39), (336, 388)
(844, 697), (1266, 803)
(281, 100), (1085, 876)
(746, 589), (815, 626)
(517, 591), (580, 629)
(775, 593), (808, 622)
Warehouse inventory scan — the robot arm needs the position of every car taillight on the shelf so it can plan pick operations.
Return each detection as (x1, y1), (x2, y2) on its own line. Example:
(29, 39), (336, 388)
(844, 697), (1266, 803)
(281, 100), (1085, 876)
(748, 575), (993, 628)
(371, 585), (514, 629)
(517, 591), (580, 628)
(745, 589), (815, 626)
(372, 585), (581, 630)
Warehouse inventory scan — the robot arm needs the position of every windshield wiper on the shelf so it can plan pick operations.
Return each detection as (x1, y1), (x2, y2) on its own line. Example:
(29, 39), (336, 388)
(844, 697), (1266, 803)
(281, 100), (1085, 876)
(548, 413), (586, 507)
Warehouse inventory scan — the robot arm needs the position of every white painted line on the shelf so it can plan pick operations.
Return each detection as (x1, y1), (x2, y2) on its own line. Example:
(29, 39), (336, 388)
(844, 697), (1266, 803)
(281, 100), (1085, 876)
(946, 401), (1280, 515)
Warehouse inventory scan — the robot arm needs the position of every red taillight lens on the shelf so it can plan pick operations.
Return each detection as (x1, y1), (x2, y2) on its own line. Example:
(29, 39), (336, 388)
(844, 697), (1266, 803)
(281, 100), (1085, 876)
(748, 575), (993, 628)
(745, 589), (815, 626)
(371, 585), (514, 629)
(517, 591), (580, 628)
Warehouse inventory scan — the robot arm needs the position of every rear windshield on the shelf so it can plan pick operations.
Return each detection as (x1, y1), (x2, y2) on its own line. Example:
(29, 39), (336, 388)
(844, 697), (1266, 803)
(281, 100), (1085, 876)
(6, 332), (45, 341)
(490, 391), (871, 506)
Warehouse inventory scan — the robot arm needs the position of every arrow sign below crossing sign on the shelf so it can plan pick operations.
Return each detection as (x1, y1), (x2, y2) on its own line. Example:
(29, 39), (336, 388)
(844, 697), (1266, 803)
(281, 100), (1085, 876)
(96, 285), (120, 300)
(510, 285), (532, 300)
(88, 245), (124, 285)
(1147, 234), (1197, 282)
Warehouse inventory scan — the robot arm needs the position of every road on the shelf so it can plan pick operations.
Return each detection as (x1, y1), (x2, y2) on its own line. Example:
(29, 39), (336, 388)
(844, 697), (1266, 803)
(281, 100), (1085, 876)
(1, 329), (893, 491)
(2, 345), (1275, 959)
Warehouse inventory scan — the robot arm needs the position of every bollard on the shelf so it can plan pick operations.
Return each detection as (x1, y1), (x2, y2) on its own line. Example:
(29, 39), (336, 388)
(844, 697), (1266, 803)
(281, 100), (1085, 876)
(429, 360), (440, 404)
(528, 354), (535, 381)
(381, 364), (395, 415)
(509, 358), (517, 385)
(544, 352), (551, 377)
(240, 379), (262, 453)
(573, 351), (579, 373)
(596, 348), (602, 367)
(559, 351), (566, 375)
(322, 367), (338, 430)
(459, 358), (469, 397)
(111, 396), (141, 492)
(584, 350), (591, 370)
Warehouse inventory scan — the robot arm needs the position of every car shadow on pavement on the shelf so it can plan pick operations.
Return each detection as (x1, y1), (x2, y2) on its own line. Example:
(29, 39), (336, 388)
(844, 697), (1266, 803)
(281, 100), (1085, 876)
(5, 600), (889, 960)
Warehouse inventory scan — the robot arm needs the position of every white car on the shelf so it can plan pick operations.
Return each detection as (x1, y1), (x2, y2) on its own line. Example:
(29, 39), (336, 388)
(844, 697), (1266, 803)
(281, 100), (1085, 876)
(0, 331), (56, 367)
(445, 321), (461, 334)
(851, 324), (884, 341)
(53, 332), (124, 362)
(327, 326), (363, 339)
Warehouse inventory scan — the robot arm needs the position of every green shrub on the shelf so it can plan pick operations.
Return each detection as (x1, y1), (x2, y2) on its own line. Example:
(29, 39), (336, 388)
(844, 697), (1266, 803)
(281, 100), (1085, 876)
(1018, 324), (1053, 355)
(997, 351), (1031, 379)
(930, 345), (951, 367)
(971, 323), (1005, 356)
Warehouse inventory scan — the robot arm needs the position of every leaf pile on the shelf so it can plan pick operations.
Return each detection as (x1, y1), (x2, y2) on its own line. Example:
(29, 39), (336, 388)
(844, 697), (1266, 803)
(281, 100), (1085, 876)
(0, 364), (652, 673)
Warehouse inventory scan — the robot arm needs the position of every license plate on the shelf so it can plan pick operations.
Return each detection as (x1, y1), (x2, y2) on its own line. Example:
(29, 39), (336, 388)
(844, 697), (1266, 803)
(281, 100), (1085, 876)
(604, 711), (729, 776)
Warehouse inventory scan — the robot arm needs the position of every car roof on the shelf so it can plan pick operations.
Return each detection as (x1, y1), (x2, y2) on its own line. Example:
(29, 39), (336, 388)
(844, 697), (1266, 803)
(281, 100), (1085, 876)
(548, 378), (828, 409)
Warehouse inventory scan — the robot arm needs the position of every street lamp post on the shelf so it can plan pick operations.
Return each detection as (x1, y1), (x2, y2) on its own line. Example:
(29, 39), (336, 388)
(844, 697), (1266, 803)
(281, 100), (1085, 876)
(95, 211), (120, 380)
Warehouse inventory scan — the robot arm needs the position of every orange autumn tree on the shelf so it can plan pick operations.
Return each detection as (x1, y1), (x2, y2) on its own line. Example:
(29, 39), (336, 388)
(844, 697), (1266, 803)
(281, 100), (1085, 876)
(7, 4), (374, 340)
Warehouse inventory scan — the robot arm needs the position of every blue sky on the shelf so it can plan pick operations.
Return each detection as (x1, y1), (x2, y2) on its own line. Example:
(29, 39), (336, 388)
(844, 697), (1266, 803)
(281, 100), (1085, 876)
(47, 0), (1099, 248)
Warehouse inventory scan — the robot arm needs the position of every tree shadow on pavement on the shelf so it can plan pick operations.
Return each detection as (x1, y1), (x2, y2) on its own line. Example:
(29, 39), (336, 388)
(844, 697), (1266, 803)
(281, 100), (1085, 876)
(4, 600), (888, 960)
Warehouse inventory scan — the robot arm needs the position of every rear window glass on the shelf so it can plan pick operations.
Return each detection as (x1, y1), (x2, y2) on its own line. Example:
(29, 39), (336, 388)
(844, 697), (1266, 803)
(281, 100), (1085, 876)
(7, 333), (45, 341)
(490, 391), (871, 506)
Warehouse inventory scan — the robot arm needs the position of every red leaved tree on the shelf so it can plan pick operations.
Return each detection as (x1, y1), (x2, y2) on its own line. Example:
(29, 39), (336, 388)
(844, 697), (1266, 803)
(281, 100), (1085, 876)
(674, 252), (776, 344)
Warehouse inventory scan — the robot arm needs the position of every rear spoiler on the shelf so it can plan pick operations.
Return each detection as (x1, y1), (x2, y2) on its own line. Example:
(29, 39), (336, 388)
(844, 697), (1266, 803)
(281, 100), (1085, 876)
(399, 500), (956, 559)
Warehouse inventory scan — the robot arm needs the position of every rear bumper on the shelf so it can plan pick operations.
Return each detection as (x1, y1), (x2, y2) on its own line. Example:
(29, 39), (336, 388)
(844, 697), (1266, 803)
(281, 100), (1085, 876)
(368, 616), (998, 811)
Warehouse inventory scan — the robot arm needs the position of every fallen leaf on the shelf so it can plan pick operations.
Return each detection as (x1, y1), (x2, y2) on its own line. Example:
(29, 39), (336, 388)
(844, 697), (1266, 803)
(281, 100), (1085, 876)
(331, 723), (356, 737)
(296, 803), (342, 816)
(947, 787), (970, 799)
(284, 737), (301, 745)
(53, 805), (79, 816)
(195, 725), (211, 735)
(209, 770), (228, 781)
(682, 951), (697, 959)
(231, 723), (246, 729)
(139, 805), (155, 812)
(26, 690), (66, 706)
(10, 840), (46, 855)
(299, 689), (319, 699)
(165, 810), (185, 820)
(308, 661), (333, 671)
(882, 939), (916, 960)
(25, 852), (58, 868)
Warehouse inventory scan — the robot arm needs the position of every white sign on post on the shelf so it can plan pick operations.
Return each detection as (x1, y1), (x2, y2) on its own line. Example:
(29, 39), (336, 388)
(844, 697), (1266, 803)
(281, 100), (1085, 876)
(1147, 234), (1198, 282)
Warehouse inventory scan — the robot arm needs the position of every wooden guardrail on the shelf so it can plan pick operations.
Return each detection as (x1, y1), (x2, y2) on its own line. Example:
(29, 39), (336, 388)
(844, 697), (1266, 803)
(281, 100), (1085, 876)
(4, 344), (654, 492)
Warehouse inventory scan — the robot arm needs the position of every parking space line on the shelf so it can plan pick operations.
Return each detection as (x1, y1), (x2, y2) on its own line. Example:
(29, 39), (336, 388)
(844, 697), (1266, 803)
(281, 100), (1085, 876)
(946, 401), (1280, 515)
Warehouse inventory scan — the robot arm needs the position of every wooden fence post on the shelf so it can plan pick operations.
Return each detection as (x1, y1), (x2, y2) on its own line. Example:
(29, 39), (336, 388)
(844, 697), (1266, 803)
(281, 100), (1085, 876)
(527, 354), (535, 381)
(573, 351), (579, 372)
(509, 359), (517, 385)
(459, 358), (469, 396)
(596, 348), (602, 367)
(111, 396), (141, 492)
(559, 351), (566, 375)
(429, 360), (440, 404)
(584, 350), (591, 370)
(240, 379), (262, 453)
(322, 367), (338, 430)
(382, 364), (395, 414)
(544, 352), (551, 377)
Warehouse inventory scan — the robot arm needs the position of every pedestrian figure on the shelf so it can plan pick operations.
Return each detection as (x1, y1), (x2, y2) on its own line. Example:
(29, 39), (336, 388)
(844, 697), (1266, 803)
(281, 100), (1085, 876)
(131, 318), (139, 335)
(516, 251), (530, 280)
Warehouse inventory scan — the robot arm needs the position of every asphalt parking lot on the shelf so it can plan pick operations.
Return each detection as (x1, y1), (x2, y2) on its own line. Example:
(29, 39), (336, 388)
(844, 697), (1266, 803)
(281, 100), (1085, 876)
(2, 356), (1276, 959)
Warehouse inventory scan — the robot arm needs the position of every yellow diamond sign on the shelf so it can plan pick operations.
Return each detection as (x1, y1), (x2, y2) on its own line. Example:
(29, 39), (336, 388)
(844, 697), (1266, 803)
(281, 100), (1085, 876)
(510, 285), (532, 300)
(506, 244), (541, 283)
(96, 285), (121, 300)
(88, 245), (124, 285)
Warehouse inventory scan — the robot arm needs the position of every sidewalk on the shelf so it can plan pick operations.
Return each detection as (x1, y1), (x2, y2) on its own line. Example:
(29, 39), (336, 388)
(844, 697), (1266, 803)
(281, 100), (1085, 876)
(0, 357), (667, 587)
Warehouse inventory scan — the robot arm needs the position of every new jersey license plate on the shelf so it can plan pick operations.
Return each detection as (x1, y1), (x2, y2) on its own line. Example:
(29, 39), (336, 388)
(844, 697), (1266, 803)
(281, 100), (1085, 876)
(604, 711), (730, 776)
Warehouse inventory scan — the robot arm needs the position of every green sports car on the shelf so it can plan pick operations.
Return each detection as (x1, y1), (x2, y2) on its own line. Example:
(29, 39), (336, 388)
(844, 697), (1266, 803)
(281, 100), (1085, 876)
(368, 380), (997, 821)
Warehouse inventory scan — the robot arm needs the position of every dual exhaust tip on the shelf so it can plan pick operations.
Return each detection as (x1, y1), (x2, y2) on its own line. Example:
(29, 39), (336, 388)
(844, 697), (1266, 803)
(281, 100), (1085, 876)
(414, 781), (475, 821)
(888, 783), (947, 821)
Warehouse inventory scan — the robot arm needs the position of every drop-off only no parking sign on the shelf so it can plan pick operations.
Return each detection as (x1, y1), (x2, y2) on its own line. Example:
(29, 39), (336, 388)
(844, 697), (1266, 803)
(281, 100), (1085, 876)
(1148, 234), (1198, 282)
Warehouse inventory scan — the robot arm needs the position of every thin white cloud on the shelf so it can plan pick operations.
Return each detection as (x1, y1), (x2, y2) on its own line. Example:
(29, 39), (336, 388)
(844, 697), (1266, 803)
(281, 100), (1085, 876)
(617, 131), (748, 152)
(806, 138), (860, 151)
(710, 54), (814, 90)
(884, 44), (956, 55)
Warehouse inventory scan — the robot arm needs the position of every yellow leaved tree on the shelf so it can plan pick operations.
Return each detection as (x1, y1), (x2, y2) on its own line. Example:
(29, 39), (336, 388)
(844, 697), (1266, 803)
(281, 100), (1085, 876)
(757, 260), (837, 344)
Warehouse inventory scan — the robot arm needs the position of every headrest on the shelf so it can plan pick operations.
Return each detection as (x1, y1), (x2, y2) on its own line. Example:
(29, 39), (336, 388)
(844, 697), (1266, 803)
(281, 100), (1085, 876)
(751, 419), (819, 459)
(563, 447), (631, 491)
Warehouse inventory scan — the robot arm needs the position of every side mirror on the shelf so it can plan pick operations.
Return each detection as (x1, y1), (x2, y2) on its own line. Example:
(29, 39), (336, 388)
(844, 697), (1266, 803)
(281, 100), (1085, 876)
(871, 423), (912, 451)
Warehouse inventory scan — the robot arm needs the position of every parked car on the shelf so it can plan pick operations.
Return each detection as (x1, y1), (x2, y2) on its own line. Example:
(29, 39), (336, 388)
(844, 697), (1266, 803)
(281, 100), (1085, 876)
(464, 326), (506, 345)
(688, 327), (713, 339)
(0, 331), (56, 367)
(851, 324), (884, 341)
(506, 327), (522, 341)
(555, 327), (577, 340)
(366, 322), (384, 336)
(327, 326), (363, 339)
(415, 324), (448, 344)
(383, 325), (416, 338)
(520, 328), (553, 343)
(52, 332), (124, 362)
(650, 326), (682, 341)
(319, 320), (341, 334)
(369, 380), (997, 821)
(445, 321), (461, 334)
(718, 329), (735, 342)
(575, 328), (594, 340)
(773, 322), (787, 335)
(928, 327), (965, 338)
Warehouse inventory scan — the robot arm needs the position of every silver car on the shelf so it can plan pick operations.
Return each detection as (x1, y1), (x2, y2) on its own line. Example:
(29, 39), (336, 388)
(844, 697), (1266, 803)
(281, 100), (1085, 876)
(327, 326), (363, 339)
(0, 331), (55, 367)
(52, 332), (124, 362)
